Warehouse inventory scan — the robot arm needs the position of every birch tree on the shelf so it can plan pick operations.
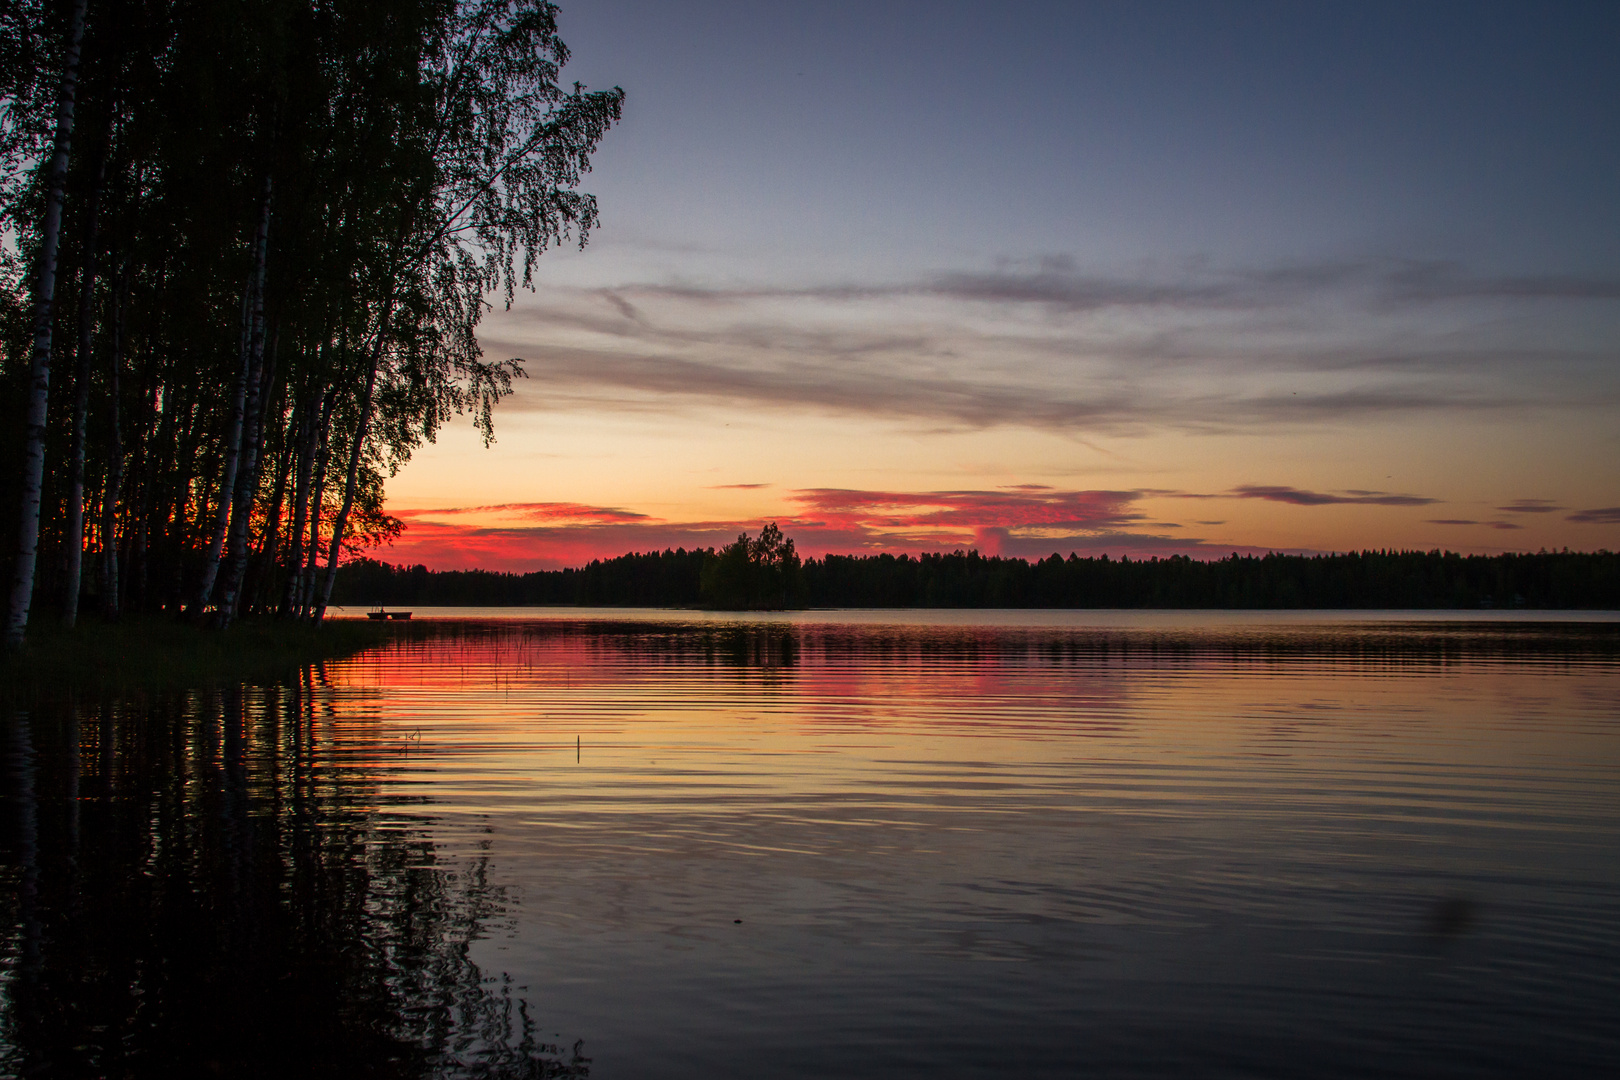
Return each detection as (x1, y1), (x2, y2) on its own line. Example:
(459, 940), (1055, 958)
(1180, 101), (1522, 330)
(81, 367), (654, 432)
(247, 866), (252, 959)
(0, 0), (619, 640)
(4, 0), (87, 651)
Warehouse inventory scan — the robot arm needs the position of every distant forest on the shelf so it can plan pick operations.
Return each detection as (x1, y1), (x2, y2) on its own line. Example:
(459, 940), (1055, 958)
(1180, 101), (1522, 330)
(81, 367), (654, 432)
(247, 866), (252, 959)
(334, 547), (1620, 610)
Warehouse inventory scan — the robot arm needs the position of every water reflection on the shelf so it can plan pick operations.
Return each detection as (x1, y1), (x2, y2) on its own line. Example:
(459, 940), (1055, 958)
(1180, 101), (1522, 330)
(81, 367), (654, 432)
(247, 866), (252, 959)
(324, 618), (1620, 1078)
(0, 675), (588, 1079)
(5, 616), (1620, 1078)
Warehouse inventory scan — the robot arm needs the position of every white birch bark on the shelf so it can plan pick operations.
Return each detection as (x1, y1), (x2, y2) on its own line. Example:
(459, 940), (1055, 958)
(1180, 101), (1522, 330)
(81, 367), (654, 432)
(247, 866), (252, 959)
(190, 181), (271, 617)
(5, 0), (90, 651)
(298, 391), (335, 618)
(96, 268), (126, 618)
(62, 148), (105, 627)
(280, 382), (324, 617)
(314, 331), (385, 621)
(214, 180), (274, 628)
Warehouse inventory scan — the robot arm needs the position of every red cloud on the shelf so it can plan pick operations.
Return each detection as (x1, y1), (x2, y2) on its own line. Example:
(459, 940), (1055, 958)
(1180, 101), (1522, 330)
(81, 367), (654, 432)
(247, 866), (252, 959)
(379, 516), (744, 570)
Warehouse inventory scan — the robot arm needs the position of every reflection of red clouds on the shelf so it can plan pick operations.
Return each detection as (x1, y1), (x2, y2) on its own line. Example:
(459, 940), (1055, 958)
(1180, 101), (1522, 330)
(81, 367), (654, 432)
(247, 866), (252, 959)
(326, 627), (1140, 734)
(381, 486), (1252, 571)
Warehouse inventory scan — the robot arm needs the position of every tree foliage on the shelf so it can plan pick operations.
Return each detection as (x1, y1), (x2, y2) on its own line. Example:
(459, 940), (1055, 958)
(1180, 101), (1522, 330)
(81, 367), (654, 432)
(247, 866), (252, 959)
(698, 523), (805, 610)
(334, 545), (1620, 611)
(0, 0), (621, 641)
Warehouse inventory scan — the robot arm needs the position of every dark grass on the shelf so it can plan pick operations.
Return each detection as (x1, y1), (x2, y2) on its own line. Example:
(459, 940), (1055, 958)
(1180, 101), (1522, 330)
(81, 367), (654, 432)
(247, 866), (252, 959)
(0, 614), (425, 700)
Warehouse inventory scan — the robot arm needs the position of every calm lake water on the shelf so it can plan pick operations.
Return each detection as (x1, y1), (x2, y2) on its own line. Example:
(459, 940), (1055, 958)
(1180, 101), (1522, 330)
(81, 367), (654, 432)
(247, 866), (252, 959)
(4, 610), (1620, 1078)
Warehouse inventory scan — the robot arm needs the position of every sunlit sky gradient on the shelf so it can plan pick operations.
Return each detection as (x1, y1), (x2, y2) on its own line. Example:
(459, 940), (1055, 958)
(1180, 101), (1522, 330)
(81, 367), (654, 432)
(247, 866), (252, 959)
(386, 0), (1620, 570)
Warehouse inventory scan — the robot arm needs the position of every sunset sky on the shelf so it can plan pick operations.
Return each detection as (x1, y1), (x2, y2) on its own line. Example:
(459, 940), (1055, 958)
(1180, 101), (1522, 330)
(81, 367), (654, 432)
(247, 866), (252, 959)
(385, 0), (1620, 570)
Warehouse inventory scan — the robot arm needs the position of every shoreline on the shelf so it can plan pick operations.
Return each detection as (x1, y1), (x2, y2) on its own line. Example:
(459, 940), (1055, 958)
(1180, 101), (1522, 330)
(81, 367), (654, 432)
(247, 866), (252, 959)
(0, 615), (420, 700)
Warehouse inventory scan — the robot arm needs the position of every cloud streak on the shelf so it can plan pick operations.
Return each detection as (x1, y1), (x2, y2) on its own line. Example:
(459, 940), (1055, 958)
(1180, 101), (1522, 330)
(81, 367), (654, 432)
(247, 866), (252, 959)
(1427, 518), (1523, 530)
(604, 257), (1620, 313)
(486, 254), (1620, 436)
(416, 501), (653, 523)
(1229, 485), (1438, 507)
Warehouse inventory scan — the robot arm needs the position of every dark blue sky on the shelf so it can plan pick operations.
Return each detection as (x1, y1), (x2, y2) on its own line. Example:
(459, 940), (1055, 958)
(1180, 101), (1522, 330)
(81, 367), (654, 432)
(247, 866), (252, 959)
(547, 0), (1620, 280)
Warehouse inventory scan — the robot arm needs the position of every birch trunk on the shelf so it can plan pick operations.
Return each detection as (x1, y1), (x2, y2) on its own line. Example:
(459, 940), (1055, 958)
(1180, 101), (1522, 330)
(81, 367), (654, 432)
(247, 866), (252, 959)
(4, 0), (89, 651)
(97, 269), (126, 620)
(164, 391), (201, 612)
(190, 179), (271, 618)
(251, 428), (295, 616)
(279, 384), (322, 617)
(124, 364), (159, 612)
(62, 148), (106, 627)
(301, 389), (336, 619)
(215, 194), (273, 630)
(130, 442), (153, 611)
(315, 312), (392, 621)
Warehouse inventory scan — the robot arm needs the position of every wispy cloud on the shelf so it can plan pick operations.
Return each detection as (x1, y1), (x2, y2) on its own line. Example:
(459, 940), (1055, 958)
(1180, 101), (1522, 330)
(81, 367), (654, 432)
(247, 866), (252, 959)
(606, 257), (1620, 312)
(788, 487), (1142, 531)
(485, 338), (1538, 434)
(1497, 499), (1564, 514)
(1229, 485), (1438, 507)
(415, 501), (652, 523)
(1372, 261), (1620, 304)
(1428, 518), (1527, 530)
(484, 254), (1619, 436)
(1568, 507), (1620, 524)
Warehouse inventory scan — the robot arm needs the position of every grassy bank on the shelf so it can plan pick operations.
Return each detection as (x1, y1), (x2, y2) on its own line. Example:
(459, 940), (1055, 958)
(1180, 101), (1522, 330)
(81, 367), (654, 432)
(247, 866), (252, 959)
(0, 615), (412, 699)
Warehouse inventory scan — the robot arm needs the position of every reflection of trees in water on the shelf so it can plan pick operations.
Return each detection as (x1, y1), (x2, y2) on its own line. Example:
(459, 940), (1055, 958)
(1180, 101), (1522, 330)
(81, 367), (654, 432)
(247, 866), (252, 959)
(678, 621), (1620, 673)
(700, 626), (799, 671)
(0, 675), (587, 1079)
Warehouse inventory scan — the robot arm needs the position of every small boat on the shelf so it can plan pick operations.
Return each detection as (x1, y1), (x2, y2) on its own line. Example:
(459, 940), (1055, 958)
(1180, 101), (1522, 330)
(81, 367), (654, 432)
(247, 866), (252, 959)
(367, 608), (413, 621)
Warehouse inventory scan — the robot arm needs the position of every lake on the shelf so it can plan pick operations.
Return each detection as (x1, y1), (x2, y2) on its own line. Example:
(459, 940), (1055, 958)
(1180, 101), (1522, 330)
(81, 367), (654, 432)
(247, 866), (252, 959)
(4, 610), (1619, 1078)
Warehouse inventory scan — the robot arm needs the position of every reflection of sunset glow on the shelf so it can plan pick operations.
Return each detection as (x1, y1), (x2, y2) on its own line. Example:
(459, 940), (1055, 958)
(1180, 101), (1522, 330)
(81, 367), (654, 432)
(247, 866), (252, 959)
(323, 621), (1620, 833)
(17, 616), (1610, 1073)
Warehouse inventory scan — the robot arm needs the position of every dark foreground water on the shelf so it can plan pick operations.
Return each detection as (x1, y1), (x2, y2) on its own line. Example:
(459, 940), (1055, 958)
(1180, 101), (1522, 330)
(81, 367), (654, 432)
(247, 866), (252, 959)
(3, 611), (1619, 1078)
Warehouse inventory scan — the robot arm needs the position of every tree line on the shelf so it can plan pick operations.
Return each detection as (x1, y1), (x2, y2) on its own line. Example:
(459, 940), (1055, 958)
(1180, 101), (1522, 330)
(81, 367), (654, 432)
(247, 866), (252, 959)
(0, 0), (621, 649)
(333, 544), (1620, 610)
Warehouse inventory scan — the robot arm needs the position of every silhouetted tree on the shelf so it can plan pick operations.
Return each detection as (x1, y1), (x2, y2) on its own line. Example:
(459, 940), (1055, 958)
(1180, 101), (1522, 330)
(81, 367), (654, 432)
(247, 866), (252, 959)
(334, 546), (1620, 611)
(3, 0), (86, 650)
(699, 523), (804, 610)
(0, 0), (622, 646)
